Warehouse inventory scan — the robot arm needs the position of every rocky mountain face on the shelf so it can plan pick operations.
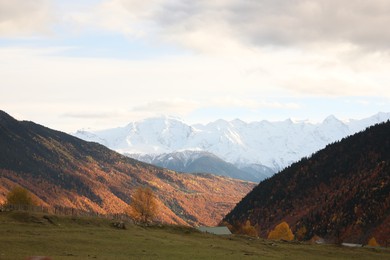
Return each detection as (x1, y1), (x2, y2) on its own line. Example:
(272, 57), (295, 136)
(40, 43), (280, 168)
(128, 151), (271, 182)
(223, 121), (390, 246)
(74, 113), (390, 180)
(0, 111), (255, 226)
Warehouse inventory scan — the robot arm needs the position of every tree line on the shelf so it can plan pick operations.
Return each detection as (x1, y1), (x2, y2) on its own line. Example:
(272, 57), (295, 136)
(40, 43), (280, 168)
(2, 186), (158, 224)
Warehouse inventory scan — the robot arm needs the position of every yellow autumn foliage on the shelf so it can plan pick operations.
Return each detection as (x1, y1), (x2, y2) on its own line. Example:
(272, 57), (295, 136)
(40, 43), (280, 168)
(240, 220), (258, 237)
(268, 221), (294, 241)
(295, 225), (307, 241)
(5, 186), (37, 206)
(128, 187), (158, 223)
(367, 237), (380, 247)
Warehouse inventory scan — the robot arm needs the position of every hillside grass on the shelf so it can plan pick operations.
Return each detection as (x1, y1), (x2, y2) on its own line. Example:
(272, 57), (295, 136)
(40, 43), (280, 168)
(0, 211), (388, 260)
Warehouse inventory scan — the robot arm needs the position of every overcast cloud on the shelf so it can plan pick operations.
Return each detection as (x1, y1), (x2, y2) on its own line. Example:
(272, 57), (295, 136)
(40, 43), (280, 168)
(0, 0), (53, 36)
(78, 0), (390, 52)
(0, 0), (389, 131)
(3, 0), (390, 50)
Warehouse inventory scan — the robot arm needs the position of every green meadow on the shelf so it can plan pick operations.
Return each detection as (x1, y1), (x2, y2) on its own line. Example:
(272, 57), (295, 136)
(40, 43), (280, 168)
(0, 211), (387, 260)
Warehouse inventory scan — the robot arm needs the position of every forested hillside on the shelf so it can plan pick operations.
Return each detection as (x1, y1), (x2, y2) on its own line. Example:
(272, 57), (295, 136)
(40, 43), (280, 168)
(0, 111), (255, 226)
(224, 121), (390, 245)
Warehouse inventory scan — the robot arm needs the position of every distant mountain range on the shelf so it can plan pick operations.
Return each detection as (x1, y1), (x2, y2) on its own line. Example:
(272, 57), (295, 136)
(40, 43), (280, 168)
(128, 151), (271, 182)
(0, 110), (255, 226)
(74, 112), (390, 181)
(223, 120), (390, 245)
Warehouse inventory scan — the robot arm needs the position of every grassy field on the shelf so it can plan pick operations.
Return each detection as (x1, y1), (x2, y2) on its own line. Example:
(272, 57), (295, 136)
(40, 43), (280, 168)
(0, 211), (388, 259)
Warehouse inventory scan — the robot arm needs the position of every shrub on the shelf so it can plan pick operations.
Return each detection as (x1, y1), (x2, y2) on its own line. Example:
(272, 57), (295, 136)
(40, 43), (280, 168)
(367, 237), (380, 247)
(295, 225), (307, 241)
(268, 221), (294, 241)
(240, 220), (258, 237)
(5, 186), (37, 206)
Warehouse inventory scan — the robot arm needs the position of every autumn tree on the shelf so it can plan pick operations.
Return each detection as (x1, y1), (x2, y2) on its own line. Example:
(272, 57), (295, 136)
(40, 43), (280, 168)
(268, 221), (294, 241)
(367, 237), (380, 247)
(239, 220), (258, 237)
(128, 187), (157, 224)
(295, 225), (307, 241)
(5, 186), (37, 206)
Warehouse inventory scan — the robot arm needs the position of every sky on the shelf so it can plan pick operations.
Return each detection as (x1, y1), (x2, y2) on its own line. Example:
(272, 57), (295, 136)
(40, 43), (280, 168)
(1, 0), (390, 132)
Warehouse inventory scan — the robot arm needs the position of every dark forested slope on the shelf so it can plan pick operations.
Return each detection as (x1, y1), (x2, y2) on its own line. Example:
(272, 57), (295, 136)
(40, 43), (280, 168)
(224, 121), (390, 245)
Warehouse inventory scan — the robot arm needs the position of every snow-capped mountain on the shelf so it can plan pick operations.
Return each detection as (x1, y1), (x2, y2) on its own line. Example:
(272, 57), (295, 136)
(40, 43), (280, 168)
(74, 112), (390, 176)
(127, 150), (273, 182)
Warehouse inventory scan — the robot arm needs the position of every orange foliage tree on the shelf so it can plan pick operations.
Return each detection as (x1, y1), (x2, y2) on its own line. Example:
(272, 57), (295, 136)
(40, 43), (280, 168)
(5, 186), (37, 206)
(222, 220), (257, 237)
(239, 220), (258, 237)
(128, 187), (158, 223)
(367, 237), (380, 247)
(295, 225), (307, 241)
(268, 221), (294, 241)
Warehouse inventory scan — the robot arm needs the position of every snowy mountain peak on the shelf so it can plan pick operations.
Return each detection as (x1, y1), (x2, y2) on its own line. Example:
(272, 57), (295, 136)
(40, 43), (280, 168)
(139, 115), (185, 125)
(206, 119), (231, 129)
(323, 114), (342, 124)
(323, 114), (336, 121)
(231, 118), (246, 126)
(73, 112), (390, 172)
(373, 111), (390, 121)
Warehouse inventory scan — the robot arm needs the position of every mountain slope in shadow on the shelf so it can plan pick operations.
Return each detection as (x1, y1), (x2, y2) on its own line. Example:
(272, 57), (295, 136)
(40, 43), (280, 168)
(223, 121), (390, 245)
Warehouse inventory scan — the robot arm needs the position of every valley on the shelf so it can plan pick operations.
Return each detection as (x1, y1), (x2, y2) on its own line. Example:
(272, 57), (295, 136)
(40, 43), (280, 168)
(2, 1), (390, 258)
(0, 111), (254, 226)
(0, 110), (389, 250)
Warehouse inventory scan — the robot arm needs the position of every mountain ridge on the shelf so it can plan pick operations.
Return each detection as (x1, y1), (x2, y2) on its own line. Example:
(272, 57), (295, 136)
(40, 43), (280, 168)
(223, 120), (390, 245)
(0, 110), (255, 226)
(127, 151), (272, 182)
(74, 112), (390, 176)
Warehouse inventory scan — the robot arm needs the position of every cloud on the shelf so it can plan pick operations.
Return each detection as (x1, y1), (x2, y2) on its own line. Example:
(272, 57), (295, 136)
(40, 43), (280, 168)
(223, 0), (390, 50)
(130, 98), (301, 120)
(132, 99), (200, 116)
(0, 0), (53, 36)
(61, 112), (116, 119)
(74, 0), (390, 52)
(2, 1), (389, 132)
(210, 97), (301, 110)
(3, 1), (389, 51)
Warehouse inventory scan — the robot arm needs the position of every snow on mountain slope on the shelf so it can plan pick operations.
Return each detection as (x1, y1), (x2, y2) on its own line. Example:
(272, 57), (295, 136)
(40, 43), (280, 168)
(76, 117), (195, 154)
(126, 150), (273, 182)
(73, 113), (390, 172)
